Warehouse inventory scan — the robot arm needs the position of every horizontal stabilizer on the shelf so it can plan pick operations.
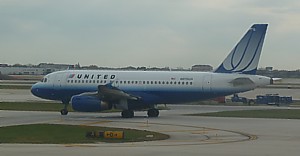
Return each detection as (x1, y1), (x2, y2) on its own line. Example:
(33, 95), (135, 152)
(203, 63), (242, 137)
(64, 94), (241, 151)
(229, 77), (255, 86)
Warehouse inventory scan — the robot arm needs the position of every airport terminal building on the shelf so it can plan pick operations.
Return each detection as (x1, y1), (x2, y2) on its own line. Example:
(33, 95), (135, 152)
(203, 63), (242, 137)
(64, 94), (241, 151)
(0, 63), (74, 75)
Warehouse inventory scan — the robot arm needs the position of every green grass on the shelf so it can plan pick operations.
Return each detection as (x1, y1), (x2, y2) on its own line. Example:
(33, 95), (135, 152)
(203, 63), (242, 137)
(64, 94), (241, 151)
(0, 85), (32, 89)
(0, 124), (169, 144)
(0, 102), (73, 111)
(0, 102), (170, 112)
(189, 109), (300, 119)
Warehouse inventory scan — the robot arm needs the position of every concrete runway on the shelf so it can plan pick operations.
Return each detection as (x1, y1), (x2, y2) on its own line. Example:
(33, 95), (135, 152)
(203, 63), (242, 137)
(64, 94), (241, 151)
(1, 105), (300, 156)
(1, 88), (300, 155)
(0, 89), (47, 102)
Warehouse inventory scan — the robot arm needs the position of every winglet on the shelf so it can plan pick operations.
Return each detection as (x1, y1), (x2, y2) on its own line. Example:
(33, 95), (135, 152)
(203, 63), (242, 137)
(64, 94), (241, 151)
(214, 24), (268, 75)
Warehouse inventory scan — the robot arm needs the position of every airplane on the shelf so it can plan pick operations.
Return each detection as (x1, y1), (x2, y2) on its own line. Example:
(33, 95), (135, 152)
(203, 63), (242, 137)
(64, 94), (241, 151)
(31, 24), (272, 118)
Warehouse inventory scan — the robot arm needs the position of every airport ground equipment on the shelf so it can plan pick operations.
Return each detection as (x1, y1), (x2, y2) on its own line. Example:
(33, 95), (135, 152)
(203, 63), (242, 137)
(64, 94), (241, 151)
(256, 94), (292, 106)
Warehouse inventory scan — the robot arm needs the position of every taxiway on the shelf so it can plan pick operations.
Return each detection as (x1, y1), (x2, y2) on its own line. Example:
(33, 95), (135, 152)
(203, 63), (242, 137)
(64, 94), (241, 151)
(1, 105), (300, 156)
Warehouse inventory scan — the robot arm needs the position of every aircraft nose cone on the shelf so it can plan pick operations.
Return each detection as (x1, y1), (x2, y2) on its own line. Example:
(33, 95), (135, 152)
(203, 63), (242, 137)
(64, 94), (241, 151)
(31, 83), (40, 97)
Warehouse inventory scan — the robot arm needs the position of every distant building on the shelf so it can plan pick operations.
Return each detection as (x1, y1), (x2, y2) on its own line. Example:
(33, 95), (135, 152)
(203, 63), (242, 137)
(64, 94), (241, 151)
(191, 65), (213, 72)
(38, 63), (74, 70)
(0, 64), (8, 67)
(0, 67), (44, 75)
(0, 63), (76, 75)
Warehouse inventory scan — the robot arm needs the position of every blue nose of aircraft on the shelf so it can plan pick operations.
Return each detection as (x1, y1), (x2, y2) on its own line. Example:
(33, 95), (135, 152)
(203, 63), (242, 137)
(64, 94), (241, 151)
(31, 83), (40, 97)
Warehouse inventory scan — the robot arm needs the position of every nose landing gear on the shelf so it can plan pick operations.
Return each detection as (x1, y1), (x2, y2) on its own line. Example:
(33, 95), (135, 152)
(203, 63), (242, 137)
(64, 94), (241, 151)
(60, 98), (70, 115)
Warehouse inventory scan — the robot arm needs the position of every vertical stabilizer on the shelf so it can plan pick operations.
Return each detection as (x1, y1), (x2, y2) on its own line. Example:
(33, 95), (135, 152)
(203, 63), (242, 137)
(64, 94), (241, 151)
(214, 24), (268, 75)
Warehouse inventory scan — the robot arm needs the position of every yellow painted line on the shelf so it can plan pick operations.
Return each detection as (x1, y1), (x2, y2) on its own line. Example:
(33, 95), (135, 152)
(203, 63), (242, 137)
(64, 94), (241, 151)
(248, 135), (258, 140)
(161, 139), (209, 143)
(191, 131), (210, 134)
(160, 129), (215, 133)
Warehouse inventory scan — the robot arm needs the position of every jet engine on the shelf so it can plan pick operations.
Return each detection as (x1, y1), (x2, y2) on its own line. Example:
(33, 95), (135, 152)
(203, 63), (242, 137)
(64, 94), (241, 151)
(71, 95), (112, 112)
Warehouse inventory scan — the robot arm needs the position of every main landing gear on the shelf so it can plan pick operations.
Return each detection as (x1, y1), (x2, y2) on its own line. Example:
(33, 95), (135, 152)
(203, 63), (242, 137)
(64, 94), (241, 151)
(121, 110), (134, 118)
(121, 108), (159, 118)
(147, 108), (159, 117)
(60, 99), (70, 115)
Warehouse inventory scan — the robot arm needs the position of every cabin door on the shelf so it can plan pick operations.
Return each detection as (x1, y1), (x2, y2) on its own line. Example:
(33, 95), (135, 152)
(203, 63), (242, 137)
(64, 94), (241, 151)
(202, 74), (212, 92)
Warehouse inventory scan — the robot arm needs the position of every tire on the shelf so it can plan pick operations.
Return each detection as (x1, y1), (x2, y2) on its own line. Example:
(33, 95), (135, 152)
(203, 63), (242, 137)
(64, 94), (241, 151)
(147, 109), (159, 117)
(60, 109), (68, 115)
(248, 100), (255, 106)
(121, 110), (134, 118)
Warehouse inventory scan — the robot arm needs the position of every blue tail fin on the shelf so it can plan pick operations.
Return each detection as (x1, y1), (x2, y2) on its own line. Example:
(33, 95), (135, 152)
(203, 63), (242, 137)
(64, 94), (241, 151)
(214, 24), (268, 75)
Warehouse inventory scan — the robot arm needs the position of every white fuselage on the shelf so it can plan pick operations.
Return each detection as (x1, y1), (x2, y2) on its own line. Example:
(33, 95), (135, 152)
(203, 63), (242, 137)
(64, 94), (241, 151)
(31, 70), (271, 104)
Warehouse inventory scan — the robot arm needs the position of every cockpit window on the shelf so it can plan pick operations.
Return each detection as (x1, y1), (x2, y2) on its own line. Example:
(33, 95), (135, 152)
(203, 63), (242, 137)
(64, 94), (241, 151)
(41, 78), (48, 83)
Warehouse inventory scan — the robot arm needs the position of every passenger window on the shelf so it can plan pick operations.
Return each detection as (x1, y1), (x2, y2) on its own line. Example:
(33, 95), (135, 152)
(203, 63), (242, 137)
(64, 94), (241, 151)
(71, 80), (73, 83)
(170, 81), (173, 84)
(124, 81), (126, 84)
(147, 81), (149, 84)
(174, 82), (177, 85)
(178, 82), (180, 85)
(93, 80), (95, 83)
(166, 81), (169, 84)
(74, 80), (77, 83)
(100, 80), (103, 83)
(190, 82), (193, 85)
(135, 81), (138, 84)
(155, 81), (157, 84)
(151, 81), (153, 84)
(86, 80), (89, 83)
(120, 81), (122, 84)
(44, 78), (47, 82)
(162, 81), (165, 84)
(89, 80), (92, 83)
(128, 81), (130, 84)
(97, 80), (99, 83)
(132, 81), (134, 84)
(186, 82), (188, 85)
(104, 80), (106, 83)
(143, 81), (145, 84)
(67, 80), (70, 83)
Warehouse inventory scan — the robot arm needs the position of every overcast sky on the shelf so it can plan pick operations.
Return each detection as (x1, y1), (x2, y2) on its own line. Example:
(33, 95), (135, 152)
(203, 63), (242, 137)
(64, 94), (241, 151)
(0, 0), (299, 70)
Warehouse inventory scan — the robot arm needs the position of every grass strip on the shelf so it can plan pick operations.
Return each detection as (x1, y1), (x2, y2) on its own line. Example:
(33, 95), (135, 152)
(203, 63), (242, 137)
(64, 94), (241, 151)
(0, 102), (72, 111)
(189, 109), (300, 119)
(0, 85), (32, 90)
(0, 124), (169, 144)
(0, 102), (169, 112)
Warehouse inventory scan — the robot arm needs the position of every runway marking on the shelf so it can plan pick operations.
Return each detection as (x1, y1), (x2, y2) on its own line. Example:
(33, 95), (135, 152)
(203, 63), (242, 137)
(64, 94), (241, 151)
(1, 112), (257, 147)
(79, 120), (112, 126)
(57, 118), (258, 147)
(160, 129), (214, 133)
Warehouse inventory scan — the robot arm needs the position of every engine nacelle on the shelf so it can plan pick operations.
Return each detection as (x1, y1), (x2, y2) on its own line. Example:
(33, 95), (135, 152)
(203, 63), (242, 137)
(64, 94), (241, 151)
(71, 95), (112, 112)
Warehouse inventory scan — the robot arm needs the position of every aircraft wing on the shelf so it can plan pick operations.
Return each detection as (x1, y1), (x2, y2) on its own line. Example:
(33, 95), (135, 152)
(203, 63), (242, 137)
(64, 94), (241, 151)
(97, 84), (140, 102)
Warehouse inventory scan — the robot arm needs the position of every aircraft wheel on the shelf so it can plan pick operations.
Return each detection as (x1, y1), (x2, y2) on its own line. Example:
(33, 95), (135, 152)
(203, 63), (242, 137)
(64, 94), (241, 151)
(60, 109), (68, 115)
(121, 110), (134, 118)
(147, 108), (159, 117)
